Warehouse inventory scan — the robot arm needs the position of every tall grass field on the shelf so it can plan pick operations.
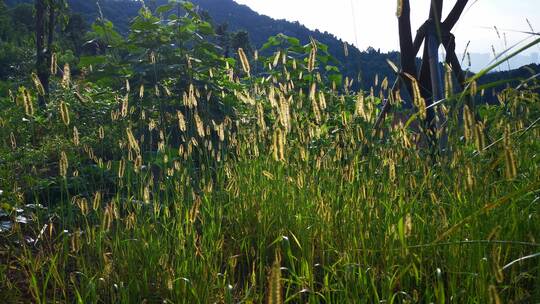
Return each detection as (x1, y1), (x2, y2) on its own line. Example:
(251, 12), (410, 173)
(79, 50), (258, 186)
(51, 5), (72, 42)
(0, 2), (539, 303)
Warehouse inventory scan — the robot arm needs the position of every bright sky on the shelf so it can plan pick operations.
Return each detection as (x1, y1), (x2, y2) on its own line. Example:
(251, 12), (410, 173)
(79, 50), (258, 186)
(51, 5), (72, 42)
(232, 0), (540, 58)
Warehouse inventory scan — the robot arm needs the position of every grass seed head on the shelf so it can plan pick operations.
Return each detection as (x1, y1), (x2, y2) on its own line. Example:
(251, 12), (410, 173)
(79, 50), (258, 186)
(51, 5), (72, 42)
(62, 63), (71, 88)
(238, 48), (251, 77)
(139, 84), (145, 99)
(126, 128), (141, 155)
(31, 72), (45, 96)
(177, 111), (187, 132)
(118, 158), (126, 178)
(98, 126), (105, 140)
(20, 87), (34, 116)
(307, 44), (317, 73)
(50, 53), (57, 75)
(266, 252), (282, 304)
(474, 123), (485, 152)
(444, 63), (453, 99)
(73, 126), (80, 146)
(60, 101), (70, 126)
(396, 0), (403, 17)
(503, 126), (518, 180)
(59, 151), (69, 177)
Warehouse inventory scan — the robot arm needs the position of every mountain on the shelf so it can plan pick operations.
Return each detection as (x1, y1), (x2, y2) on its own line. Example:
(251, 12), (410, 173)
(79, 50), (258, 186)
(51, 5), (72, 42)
(6, 0), (400, 90)
(464, 52), (540, 73)
(4, 0), (539, 94)
(188, 0), (400, 88)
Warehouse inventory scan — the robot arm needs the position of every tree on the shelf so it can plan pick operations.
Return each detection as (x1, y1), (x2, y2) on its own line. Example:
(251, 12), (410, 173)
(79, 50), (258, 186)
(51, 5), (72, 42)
(11, 4), (34, 35)
(35, 0), (62, 107)
(0, 0), (10, 41)
(394, 0), (470, 147)
(62, 13), (88, 56)
(35, 0), (47, 107)
(199, 9), (213, 23)
(215, 23), (231, 58)
(231, 31), (252, 56)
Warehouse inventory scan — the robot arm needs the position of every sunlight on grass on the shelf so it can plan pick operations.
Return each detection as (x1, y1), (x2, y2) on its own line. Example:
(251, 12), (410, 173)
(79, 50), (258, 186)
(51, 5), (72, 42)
(0, 2), (539, 303)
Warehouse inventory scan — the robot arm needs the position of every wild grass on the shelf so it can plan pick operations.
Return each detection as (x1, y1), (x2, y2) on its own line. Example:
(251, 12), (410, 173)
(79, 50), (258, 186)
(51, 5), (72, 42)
(1, 75), (538, 303)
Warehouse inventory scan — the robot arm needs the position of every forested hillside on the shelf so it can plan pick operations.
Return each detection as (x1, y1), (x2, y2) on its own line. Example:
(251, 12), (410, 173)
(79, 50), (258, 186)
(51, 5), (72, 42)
(2, 0), (412, 90)
(5, 0), (539, 94)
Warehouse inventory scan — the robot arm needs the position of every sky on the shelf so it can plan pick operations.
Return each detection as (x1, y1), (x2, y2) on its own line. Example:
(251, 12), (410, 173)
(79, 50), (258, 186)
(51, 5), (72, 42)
(232, 0), (540, 70)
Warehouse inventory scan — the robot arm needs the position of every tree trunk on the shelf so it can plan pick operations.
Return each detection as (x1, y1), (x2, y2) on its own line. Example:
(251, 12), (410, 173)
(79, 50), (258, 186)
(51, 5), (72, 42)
(35, 0), (47, 107)
(397, 0), (417, 103)
(47, 3), (55, 79)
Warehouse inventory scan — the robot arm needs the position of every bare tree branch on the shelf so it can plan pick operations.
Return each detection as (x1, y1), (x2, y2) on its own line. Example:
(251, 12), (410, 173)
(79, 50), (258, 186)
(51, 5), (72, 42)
(443, 0), (469, 31)
(398, 0), (417, 76)
(413, 22), (428, 56)
(398, 0), (418, 107)
(442, 34), (465, 86)
(429, 0), (444, 22)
